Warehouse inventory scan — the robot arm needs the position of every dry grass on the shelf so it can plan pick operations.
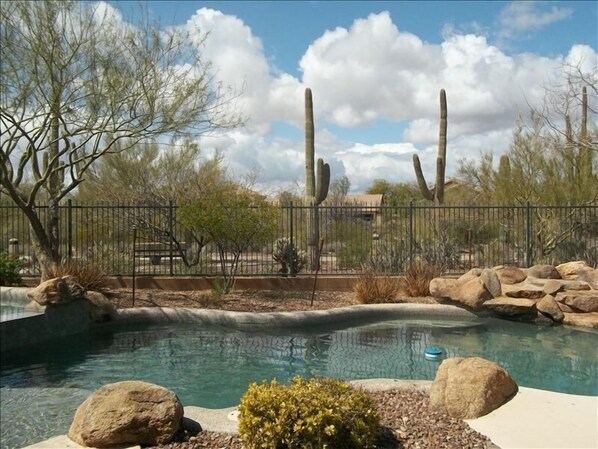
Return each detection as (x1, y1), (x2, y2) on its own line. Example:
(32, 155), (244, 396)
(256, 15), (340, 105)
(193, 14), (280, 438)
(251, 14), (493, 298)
(399, 264), (442, 297)
(44, 259), (109, 292)
(353, 270), (401, 304)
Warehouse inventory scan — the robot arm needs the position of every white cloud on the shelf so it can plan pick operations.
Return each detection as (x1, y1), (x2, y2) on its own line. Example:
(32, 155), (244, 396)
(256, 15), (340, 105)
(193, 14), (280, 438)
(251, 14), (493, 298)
(182, 8), (304, 134)
(498, 1), (572, 39)
(172, 8), (595, 195)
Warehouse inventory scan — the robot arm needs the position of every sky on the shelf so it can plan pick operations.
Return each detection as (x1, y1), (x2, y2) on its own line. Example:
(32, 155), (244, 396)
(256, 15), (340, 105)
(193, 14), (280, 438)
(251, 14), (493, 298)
(109, 1), (597, 195)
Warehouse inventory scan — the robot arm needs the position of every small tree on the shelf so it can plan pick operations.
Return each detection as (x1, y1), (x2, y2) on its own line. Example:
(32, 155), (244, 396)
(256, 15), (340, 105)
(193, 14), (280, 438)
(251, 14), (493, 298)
(75, 140), (228, 266)
(178, 184), (278, 293)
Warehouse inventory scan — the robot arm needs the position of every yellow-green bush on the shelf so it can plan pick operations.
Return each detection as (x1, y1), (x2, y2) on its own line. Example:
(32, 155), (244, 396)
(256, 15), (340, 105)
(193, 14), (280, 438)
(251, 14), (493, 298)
(238, 376), (380, 449)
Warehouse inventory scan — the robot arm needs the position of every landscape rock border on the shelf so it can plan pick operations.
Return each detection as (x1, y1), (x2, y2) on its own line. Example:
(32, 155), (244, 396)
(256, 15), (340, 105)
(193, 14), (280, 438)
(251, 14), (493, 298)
(429, 261), (597, 329)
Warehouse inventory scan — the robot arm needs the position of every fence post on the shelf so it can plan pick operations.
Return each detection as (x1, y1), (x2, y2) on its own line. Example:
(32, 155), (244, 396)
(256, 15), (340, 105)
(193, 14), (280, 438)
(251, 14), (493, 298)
(168, 200), (174, 276)
(289, 201), (294, 250)
(525, 201), (532, 267)
(67, 199), (73, 261)
(132, 226), (137, 307)
(408, 200), (414, 269)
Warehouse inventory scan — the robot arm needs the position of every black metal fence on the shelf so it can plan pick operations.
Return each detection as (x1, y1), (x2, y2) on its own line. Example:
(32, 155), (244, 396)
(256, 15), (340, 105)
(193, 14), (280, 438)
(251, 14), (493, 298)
(1, 201), (597, 276)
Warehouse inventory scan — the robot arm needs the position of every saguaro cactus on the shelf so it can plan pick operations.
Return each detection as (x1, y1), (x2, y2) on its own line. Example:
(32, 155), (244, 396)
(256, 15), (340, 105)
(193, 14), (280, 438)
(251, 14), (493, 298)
(304, 88), (330, 270)
(413, 89), (447, 205)
(565, 86), (592, 179)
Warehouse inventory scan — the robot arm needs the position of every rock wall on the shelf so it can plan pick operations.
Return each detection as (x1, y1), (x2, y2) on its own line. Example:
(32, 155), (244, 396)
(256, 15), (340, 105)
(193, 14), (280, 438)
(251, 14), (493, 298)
(429, 261), (598, 329)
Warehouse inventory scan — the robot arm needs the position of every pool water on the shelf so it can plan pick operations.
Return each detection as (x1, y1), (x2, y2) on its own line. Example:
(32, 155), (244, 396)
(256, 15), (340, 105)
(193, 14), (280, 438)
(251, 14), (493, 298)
(0, 304), (41, 322)
(1, 317), (597, 448)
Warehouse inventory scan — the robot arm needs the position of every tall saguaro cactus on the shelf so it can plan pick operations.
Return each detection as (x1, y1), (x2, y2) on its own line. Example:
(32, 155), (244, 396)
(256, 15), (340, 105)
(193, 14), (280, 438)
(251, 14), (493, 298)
(304, 88), (330, 270)
(413, 88), (447, 205)
(565, 86), (592, 179)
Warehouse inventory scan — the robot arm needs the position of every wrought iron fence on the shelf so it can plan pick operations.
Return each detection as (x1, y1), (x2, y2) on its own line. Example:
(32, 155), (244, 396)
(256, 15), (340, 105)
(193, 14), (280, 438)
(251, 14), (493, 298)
(1, 201), (597, 276)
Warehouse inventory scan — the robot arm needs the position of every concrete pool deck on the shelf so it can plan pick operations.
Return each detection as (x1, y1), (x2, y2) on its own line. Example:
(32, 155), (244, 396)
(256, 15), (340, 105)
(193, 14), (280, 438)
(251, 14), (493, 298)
(13, 304), (598, 449)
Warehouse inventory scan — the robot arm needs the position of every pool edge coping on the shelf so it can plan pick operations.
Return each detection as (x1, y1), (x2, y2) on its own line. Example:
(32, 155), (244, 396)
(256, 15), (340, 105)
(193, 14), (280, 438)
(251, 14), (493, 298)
(110, 303), (482, 330)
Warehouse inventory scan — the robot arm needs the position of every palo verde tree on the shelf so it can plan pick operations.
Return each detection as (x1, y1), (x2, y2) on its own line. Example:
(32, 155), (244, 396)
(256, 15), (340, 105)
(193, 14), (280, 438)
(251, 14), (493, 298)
(458, 75), (597, 264)
(75, 139), (229, 267)
(0, 1), (242, 277)
(178, 183), (278, 294)
(366, 179), (422, 207)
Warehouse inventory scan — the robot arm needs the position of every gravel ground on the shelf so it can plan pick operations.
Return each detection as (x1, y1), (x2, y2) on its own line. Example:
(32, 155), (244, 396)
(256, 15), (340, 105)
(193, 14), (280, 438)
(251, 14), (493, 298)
(106, 288), (496, 449)
(146, 389), (496, 449)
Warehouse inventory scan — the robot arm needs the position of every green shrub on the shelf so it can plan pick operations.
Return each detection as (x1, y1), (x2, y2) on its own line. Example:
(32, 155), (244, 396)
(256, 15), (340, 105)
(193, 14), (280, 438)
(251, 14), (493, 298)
(238, 376), (380, 449)
(353, 269), (400, 304)
(44, 259), (108, 291)
(0, 251), (22, 286)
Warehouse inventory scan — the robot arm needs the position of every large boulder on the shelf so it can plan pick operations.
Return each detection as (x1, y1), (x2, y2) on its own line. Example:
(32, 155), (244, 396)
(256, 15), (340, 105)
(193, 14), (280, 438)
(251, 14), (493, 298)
(578, 269), (598, 290)
(483, 297), (537, 318)
(527, 264), (561, 279)
(429, 278), (460, 299)
(429, 357), (518, 419)
(502, 282), (546, 299)
(496, 266), (527, 285)
(68, 381), (184, 448)
(84, 291), (117, 323)
(456, 277), (492, 309)
(562, 312), (598, 329)
(556, 261), (590, 279)
(27, 276), (85, 306)
(555, 291), (598, 313)
(536, 295), (564, 323)
(480, 268), (501, 298)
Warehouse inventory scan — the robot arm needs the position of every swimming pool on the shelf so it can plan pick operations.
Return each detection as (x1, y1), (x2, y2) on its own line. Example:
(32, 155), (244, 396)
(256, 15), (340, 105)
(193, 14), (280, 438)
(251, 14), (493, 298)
(0, 304), (42, 322)
(1, 315), (597, 448)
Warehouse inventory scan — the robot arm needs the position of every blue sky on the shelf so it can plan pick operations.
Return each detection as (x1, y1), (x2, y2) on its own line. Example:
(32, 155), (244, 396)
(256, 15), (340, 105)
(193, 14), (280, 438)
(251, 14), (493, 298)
(108, 1), (597, 194)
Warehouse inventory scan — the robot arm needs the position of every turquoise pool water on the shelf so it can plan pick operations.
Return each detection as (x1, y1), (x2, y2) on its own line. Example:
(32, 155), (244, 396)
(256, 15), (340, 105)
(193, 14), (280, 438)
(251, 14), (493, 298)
(1, 316), (597, 448)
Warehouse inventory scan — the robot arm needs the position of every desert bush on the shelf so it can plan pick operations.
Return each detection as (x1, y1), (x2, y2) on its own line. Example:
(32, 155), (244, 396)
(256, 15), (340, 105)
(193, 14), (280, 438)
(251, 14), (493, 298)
(272, 238), (307, 276)
(84, 241), (134, 275)
(238, 376), (380, 449)
(0, 251), (22, 286)
(418, 237), (461, 272)
(353, 269), (401, 304)
(399, 264), (442, 297)
(366, 238), (408, 273)
(44, 259), (108, 291)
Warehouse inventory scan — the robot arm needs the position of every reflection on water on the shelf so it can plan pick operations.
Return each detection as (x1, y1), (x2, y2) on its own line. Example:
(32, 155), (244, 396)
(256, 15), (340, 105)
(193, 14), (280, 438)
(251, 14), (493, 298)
(1, 316), (597, 449)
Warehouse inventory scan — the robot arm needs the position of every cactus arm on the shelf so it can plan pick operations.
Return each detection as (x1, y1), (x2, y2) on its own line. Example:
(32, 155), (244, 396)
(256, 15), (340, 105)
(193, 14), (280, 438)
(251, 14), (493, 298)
(413, 154), (434, 201)
(411, 89), (448, 204)
(315, 158), (330, 205)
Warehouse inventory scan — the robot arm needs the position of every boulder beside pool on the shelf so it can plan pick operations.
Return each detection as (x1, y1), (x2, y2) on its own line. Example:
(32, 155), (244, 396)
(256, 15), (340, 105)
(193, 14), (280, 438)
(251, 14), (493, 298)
(68, 380), (184, 448)
(429, 357), (518, 419)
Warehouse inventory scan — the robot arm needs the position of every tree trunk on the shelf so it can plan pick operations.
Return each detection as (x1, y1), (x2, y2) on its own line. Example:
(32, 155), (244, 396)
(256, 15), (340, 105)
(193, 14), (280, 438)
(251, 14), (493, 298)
(25, 206), (61, 279)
